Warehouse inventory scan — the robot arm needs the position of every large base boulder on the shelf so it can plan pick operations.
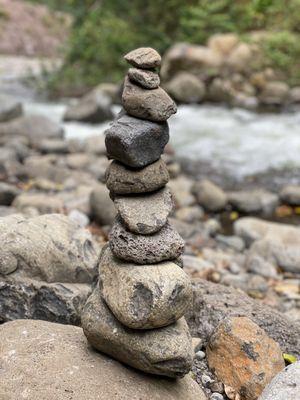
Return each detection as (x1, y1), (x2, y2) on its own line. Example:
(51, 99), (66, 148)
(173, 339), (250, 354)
(0, 319), (206, 400)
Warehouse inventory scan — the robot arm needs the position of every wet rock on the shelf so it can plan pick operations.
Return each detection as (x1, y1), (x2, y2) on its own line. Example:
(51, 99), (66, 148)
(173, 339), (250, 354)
(13, 192), (64, 214)
(105, 113), (169, 168)
(0, 114), (64, 144)
(166, 72), (206, 103)
(228, 189), (278, 214)
(82, 289), (194, 378)
(0, 182), (20, 205)
(128, 68), (160, 89)
(0, 278), (91, 325)
(106, 158), (169, 195)
(122, 77), (177, 122)
(193, 179), (227, 212)
(168, 176), (196, 208)
(100, 247), (191, 329)
(280, 185), (300, 205)
(109, 218), (184, 264)
(114, 186), (174, 234)
(64, 88), (114, 123)
(124, 47), (161, 68)
(259, 81), (290, 106)
(1, 319), (204, 400)
(0, 213), (99, 281)
(186, 279), (300, 357)
(207, 317), (284, 400)
(0, 94), (23, 122)
(258, 362), (300, 400)
(90, 183), (116, 226)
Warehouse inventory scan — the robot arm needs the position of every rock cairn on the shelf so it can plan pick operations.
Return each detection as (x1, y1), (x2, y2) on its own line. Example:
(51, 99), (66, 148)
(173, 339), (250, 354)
(82, 47), (193, 378)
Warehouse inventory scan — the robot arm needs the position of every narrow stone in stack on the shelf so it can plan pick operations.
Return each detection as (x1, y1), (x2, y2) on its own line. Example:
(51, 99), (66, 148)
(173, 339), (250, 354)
(82, 47), (193, 378)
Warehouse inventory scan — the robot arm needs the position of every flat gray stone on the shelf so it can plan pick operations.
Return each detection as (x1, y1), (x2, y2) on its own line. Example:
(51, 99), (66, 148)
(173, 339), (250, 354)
(122, 77), (177, 122)
(100, 247), (192, 329)
(105, 113), (169, 168)
(82, 288), (193, 378)
(109, 218), (184, 264)
(114, 186), (174, 234)
(128, 68), (160, 89)
(124, 47), (161, 69)
(106, 158), (169, 195)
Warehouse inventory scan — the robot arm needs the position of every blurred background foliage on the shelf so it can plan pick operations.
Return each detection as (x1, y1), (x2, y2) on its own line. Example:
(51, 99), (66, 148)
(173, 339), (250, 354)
(29, 0), (300, 91)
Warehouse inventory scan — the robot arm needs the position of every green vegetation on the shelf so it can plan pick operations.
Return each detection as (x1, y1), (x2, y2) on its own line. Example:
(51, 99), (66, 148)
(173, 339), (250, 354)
(33, 0), (300, 93)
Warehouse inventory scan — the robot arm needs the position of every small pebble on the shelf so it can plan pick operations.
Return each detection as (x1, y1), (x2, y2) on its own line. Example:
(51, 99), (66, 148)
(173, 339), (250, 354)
(201, 374), (214, 386)
(195, 350), (206, 360)
(210, 393), (224, 400)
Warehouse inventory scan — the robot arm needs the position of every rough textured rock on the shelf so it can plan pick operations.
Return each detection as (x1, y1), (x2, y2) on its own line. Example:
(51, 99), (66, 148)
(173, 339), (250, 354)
(0, 278), (91, 325)
(186, 279), (300, 357)
(128, 67), (160, 89)
(82, 289), (194, 378)
(258, 362), (300, 400)
(166, 72), (206, 103)
(64, 88), (114, 123)
(109, 218), (184, 264)
(124, 47), (161, 68)
(206, 317), (285, 400)
(90, 183), (116, 226)
(122, 77), (177, 122)
(105, 113), (169, 168)
(0, 94), (23, 122)
(106, 158), (169, 195)
(100, 247), (192, 329)
(0, 214), (99, 283)
(234, 217), (300, 273)
(0, 114), (64, 144)
(114, 186), (174, 234)
(0, 182), (20, 205)
(193, 179), (227, 211)
(228, 190), (278, 214)
(13, 192), (64, 214)
(1, 319), (204, 400)
(280, 184), (300, 205)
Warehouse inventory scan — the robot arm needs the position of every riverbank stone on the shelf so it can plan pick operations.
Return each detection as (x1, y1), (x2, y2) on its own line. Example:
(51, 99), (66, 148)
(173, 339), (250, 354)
(82, 288), (193, 378)
(100, 247), (192, 329)
(106, 158), (169, 195)
(124, 47), (161, 69)
(114, 186), (174, 234)
(122, 77), (177, 122)
(109, 218), (184, 264)
(105, 113), (169, 168)
(128, 68), (160, 89)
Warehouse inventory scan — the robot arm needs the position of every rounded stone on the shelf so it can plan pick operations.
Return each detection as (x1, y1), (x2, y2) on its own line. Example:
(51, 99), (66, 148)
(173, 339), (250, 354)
(82, 288), (194, 378)
(114, 186), (174, 234)
(105, 113), (169, 168)
(109, 218), (184, 264)
(124, 47), (161, 69)
(128, 68), (160, 89)
(106, 158), (169, 195)
(99, 247), (192, 329)
(122, 76), (177, 122)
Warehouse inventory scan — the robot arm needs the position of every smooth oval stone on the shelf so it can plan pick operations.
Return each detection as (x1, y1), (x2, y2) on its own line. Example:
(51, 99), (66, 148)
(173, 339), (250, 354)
(122, 77), (177, 122)
(109, 218), (184, 264)
(99, 247), (192, 329)
(82, 288), (193, 378)
(128, 68), (160, 89)
(114, 186), (174, 234)
(106, 159), (169, 195)
(124, 47), (161, 69)
(105, 113), (169, 168)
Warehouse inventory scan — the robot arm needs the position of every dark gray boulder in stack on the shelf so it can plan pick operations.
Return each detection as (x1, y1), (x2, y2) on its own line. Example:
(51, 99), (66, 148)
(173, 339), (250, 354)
(82, 47), (193, 378)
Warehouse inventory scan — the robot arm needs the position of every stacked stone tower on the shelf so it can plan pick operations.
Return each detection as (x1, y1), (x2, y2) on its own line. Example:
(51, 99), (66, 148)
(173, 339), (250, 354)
(82, 48), (193, 378)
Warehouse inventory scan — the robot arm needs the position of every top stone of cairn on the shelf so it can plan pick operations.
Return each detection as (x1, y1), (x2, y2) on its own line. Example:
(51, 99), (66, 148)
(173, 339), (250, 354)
(124, 47), (161, 69)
